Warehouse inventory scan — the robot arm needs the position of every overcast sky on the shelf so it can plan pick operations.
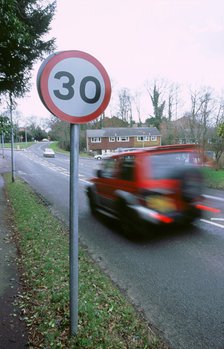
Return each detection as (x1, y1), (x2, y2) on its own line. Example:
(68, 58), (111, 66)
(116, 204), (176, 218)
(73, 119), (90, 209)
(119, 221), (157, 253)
(17, 0), (224, 124)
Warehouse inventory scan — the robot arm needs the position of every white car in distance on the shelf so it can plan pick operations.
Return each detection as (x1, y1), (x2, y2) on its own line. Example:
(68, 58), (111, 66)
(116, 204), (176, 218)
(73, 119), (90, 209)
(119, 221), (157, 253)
(43, 148), (55, 158)
(94, 153), (114, 160)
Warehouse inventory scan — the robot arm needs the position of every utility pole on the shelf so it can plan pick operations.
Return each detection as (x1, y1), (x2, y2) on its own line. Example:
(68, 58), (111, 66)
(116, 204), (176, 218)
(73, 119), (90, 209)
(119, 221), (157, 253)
(1, 133), (5, 158)
(9, 93), (15, 182)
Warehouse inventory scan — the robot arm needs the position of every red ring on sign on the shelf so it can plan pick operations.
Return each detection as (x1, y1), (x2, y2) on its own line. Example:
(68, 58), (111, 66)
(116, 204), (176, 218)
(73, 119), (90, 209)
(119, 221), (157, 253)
(39, 50), (111, 124)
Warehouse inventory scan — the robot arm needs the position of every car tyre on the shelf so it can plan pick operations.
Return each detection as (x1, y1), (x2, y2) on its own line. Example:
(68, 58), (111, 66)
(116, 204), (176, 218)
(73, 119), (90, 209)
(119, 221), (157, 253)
(88, 190), (98, 216)
(116, 200), (134, 236)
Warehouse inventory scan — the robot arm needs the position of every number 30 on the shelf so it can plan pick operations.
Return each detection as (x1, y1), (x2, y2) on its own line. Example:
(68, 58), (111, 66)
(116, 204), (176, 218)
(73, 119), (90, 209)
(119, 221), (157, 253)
(53, 71), (101, 104)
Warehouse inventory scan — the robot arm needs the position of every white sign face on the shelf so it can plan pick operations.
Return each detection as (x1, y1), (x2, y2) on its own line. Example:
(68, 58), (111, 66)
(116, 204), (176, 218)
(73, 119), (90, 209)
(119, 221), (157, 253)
(48, 57), (104, 117)
(37, 51), (111, 124)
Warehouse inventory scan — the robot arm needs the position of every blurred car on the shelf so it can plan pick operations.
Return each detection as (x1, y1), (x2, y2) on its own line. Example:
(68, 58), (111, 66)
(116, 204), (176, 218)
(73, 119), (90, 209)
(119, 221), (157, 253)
(87, 144), (219, 233)
(94, 153), (114, 160)
(43, 148), (55, 158)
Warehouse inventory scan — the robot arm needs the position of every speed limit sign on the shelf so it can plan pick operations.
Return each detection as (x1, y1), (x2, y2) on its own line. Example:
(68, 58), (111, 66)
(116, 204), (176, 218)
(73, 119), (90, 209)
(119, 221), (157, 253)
(37, 50), (111, 124)
(37, 50), (111, 336)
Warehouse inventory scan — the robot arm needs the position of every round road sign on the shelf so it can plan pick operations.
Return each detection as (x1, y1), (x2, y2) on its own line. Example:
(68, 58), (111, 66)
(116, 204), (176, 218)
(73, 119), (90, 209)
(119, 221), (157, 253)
(37, 50), (111, 124)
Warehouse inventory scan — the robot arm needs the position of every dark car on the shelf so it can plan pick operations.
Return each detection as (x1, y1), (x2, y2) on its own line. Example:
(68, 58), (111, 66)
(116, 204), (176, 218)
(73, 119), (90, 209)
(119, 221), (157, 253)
(86, 144), (218, 233)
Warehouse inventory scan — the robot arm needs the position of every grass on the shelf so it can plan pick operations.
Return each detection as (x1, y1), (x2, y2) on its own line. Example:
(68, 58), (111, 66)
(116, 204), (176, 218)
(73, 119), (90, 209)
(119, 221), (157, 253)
(5, 174), (168, 349)
(3, 141), (36, 150)
(51, 141), (92, 158)
(50, 141), (69, 155)
(202, 167), (224, 189)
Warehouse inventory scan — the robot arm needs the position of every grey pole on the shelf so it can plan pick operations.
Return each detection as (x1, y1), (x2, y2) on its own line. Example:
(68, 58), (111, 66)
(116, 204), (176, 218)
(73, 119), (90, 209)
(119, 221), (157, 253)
(69, 123), (79, 336)
(1, 133), (4, 158)
(25, 127), (28, 144)
(9, 97), (15, 183)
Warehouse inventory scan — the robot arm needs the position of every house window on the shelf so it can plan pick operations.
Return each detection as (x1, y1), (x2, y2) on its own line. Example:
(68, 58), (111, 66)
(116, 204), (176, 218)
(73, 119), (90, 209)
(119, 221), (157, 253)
(91, 137), (101, 143)
(109, 137), (115, 142)
(151, 136), (157, 142)
(117, 136), (129, 142)
(137, 136), (149, 142)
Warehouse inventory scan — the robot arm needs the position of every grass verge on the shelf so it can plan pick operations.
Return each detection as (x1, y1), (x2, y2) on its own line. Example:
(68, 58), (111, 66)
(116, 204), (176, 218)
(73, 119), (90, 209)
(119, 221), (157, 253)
(4, 142), (35, 150)
(5, 174), (169, 349)
(50, 141), (92, 158)
(50, 141), (69, 155)
(202, 167), (224, 189)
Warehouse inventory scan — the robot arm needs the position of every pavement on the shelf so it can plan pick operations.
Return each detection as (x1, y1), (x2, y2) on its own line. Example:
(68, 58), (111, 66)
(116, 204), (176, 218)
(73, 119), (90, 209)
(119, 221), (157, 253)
(0, 155), (28, 348)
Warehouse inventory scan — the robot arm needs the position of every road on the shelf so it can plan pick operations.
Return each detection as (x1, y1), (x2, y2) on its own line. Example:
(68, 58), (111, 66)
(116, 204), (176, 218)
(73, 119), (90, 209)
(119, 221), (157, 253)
(6, 143), (224, 349)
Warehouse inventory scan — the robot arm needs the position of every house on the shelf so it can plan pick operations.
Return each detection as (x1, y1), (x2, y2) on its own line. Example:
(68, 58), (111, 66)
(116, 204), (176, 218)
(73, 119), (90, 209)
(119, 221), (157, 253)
(86, 127), (161, 154)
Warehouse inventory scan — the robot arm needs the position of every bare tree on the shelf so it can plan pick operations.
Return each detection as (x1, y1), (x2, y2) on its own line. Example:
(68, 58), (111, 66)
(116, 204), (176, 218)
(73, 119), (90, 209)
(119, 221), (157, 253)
(132, 90), (143, 126)
(117, 88), (133, 126)
(167, 83), (180, 121)
(185, 87), (215, 148)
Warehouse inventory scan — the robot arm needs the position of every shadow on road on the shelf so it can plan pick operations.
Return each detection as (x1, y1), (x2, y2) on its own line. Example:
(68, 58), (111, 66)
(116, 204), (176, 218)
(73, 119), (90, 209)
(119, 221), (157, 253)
(93, 211), (201, 245)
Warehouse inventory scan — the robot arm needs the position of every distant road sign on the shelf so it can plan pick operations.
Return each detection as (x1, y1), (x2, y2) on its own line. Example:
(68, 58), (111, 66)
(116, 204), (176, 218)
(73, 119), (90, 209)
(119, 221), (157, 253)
(37, 50), (111, 124)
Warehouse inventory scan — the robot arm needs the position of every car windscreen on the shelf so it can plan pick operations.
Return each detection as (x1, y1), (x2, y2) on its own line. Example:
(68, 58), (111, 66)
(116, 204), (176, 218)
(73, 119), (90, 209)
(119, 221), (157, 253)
(148, 152), (201, 179)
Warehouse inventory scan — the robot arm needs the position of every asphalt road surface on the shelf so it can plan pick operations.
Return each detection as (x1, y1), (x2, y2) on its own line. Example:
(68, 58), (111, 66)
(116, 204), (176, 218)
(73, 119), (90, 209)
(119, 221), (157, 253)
(5, 143), (224, 349)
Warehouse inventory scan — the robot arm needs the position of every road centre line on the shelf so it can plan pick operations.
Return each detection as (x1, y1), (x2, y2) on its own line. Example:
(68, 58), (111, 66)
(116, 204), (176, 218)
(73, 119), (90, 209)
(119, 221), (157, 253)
(200, 219), (224, 229)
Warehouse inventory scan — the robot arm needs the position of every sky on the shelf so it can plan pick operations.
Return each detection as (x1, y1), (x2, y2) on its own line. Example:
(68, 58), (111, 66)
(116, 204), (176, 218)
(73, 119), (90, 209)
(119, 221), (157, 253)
(16, 0), (224, 125)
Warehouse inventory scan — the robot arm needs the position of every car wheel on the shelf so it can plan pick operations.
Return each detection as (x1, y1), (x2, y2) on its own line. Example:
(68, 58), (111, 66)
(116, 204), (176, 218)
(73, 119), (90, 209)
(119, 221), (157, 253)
(116, 200), (134, 235)
(88, 190), (98, 216)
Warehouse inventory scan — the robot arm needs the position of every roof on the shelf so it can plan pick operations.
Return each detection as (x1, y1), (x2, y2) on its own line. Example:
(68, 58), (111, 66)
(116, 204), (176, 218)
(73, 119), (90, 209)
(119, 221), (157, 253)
(86, 127), (161, 138)
(106, 143), (199, 158)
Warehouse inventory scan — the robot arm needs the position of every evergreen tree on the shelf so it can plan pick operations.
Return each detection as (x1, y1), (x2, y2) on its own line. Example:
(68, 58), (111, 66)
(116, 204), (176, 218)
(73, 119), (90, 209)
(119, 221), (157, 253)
(0, 0), (56, 99)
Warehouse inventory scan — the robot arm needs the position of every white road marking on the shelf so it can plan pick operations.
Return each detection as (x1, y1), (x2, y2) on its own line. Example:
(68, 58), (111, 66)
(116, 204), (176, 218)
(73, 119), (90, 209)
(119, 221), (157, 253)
(200, 219), (224, 229)
(80, 179), (91, 184)
(211, 218), (224, 221)
(203, 194), (224, 202)
(21, 152), (91, 181)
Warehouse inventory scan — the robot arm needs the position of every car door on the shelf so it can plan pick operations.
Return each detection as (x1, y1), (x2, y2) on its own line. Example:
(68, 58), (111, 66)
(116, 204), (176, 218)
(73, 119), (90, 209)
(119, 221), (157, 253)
(95, 155), (138, 212)
(94, 158), (118, 209)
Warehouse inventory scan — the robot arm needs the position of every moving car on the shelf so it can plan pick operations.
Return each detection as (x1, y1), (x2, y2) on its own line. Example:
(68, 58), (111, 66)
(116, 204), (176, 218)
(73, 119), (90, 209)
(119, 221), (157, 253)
(43, 148), (55, 158)
(87, 144), (219, 233)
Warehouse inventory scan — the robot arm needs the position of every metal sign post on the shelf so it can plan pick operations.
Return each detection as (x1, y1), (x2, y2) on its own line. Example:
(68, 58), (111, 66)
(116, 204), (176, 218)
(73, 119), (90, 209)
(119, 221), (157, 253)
(1, 133), (5, 158)
(37, 50), (111, 337)
(69, 123), (79, 335)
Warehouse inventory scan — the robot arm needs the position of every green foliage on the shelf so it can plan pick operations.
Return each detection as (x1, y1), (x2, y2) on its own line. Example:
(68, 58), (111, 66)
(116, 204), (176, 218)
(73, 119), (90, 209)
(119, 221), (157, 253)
(0, 115), (11, 135)
(149, 84), (166, 129)
(27, 122), (48, 141)
(0, 0), (56, 98)
(48, 118), (70, 150)
(5, 175), (167, 348)
(217, 123), (224, 138)
(208, 124), (224, 167)
(145, 116), (158, 128)
(202, 167), (224, 189)
(89, 116), (129, 129)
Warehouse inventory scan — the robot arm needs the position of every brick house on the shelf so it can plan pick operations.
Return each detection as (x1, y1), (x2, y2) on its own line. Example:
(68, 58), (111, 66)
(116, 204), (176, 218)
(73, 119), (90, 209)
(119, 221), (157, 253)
(86, 127), (161, 154)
